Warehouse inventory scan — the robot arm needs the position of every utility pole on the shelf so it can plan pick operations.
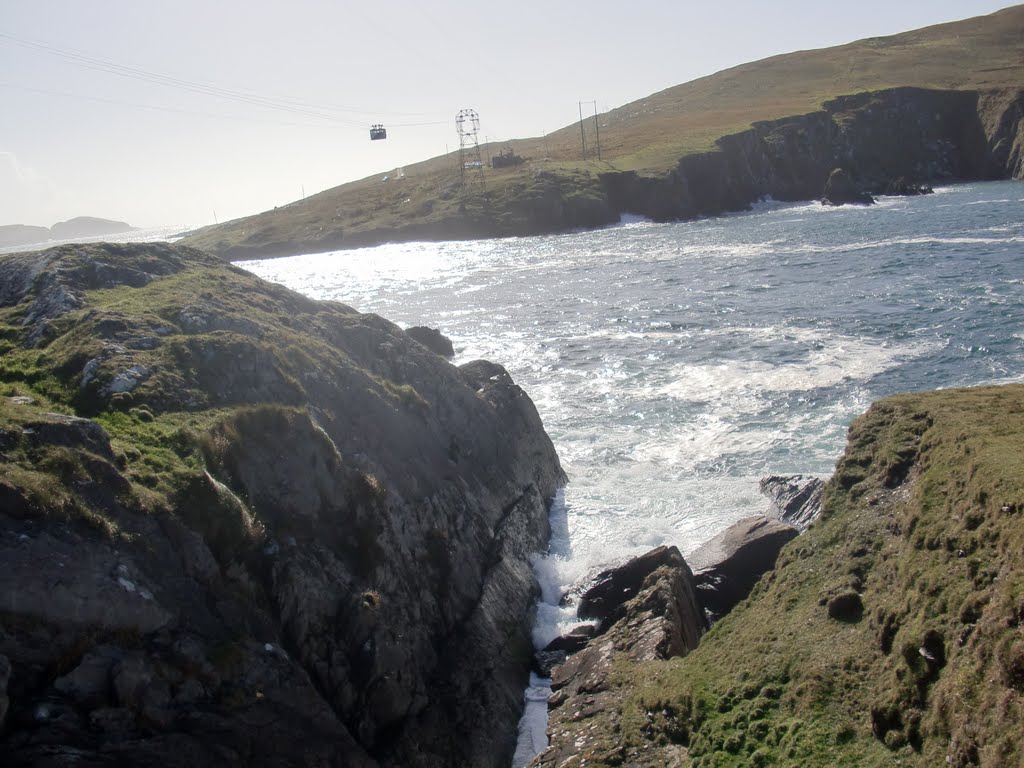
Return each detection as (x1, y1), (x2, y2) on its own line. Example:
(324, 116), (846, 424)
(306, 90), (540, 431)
(456, 109), (485, 197)
(579, 100), (602, 162)
(579, 100), (603, 162)
(578, 101), (587, 161)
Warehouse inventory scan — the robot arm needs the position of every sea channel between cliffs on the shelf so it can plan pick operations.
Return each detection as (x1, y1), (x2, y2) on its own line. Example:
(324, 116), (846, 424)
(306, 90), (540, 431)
(237, 180), (1024, 765)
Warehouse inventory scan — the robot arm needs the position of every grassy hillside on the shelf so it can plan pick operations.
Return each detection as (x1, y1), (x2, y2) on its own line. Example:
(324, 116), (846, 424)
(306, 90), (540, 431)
(550, 384), (1024, 767)
(577, 4), (1024, 173)
(182, 5), (1024, 259)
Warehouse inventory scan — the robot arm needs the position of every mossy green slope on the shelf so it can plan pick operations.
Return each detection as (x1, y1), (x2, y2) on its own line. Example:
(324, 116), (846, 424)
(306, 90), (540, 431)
(552, 385), (1024, 768)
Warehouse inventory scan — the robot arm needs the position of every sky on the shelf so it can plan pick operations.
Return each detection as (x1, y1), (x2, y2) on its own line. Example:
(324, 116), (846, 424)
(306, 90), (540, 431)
(1, 1), (1017, 229)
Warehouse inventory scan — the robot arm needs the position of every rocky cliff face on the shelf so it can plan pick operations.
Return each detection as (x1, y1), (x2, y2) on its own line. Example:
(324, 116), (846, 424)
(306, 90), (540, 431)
(602, 87), (1024, 223)
(0, 242), (565, 767)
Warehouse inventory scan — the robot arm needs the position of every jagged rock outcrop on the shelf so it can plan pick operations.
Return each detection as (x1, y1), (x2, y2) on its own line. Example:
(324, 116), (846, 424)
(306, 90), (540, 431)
(575, 545), (695, 627)
(0, 242), (565, 767)
(821, 168), (875, 206)
(531, 546), (707, 767)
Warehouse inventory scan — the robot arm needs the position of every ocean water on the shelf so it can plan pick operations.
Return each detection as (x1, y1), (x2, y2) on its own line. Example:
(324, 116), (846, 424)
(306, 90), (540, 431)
(0, 224), (192, 255)
(238, 180), (1024, 762)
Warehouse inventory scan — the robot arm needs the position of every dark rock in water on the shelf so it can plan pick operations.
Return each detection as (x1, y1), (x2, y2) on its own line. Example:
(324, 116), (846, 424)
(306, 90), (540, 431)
(533, 548), (707, 767)
(536, 626), (598, 679)
(689, 516), (800, 620)
(760, 474), (825, 531)
(0, 242), (566, 768)
(882, 176), (934, 196)
(406, 325), (455, 358)
(577, 545), (686, 625)
(535, 625), (598, 673)
(822, 167), (875, 206)
(827, 590), (864, 622)
(544, 624), (597, 654)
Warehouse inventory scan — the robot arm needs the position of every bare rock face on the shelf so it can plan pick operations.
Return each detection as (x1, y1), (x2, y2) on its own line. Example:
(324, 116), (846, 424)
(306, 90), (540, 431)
(760, 474), (824, 531)
(689, 516), (800, 621)
(0, 243), (565, 768)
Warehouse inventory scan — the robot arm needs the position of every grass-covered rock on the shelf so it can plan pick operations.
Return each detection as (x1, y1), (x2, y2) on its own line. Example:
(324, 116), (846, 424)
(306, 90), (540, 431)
(534, 385), (1024, 767)
(0, 242), (565, 767)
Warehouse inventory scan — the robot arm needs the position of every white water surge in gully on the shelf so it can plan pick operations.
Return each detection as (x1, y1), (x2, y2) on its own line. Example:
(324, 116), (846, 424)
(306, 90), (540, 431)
(239, 181), (1024, 763)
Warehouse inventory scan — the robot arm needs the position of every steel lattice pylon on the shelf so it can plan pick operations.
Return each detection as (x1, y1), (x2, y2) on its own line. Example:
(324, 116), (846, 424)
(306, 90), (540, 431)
(455, 109), (484, 196)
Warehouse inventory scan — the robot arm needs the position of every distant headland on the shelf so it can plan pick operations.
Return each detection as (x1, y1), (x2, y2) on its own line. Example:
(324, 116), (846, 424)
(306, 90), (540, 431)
(0, 216), (136, 249)
(180, 4), (1024, 261)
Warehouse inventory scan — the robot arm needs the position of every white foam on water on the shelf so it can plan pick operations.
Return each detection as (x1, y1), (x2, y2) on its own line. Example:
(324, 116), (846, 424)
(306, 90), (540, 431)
(614, 212), (655, 226)
(656, 329), (940, 407)
(512, 673), (553, 766)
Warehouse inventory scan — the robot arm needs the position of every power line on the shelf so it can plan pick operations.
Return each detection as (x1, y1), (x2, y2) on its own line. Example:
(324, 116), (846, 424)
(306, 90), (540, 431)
(0, 81), (364, 130)
(0, 31), (450, 126)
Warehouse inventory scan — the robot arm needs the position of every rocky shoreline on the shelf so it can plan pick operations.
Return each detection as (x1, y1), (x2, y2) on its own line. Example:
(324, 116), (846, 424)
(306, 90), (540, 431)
(529, 476), (823, 766)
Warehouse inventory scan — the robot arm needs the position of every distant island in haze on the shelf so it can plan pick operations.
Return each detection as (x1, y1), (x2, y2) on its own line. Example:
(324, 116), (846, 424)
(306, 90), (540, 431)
(0, 216), (136, 249)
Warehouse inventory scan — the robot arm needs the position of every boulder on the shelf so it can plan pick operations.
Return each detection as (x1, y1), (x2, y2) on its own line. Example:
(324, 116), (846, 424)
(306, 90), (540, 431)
(760, 474), (824, 531)
(822, 167), (875, 206)
(689, 516), (799, 620)
(543, 624), (597, 654)
(405, 326), (455, 358)
(576, 545), (686, 626)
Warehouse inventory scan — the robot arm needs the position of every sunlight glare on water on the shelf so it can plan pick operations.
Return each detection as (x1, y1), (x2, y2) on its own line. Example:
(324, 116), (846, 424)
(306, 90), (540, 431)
(240, 180), (1024, 585)
(239, 182), (1024, 763)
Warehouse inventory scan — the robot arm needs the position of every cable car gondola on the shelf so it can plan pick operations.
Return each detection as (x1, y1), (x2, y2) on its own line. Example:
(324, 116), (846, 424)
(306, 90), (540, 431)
(369, 124), (387, 141)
